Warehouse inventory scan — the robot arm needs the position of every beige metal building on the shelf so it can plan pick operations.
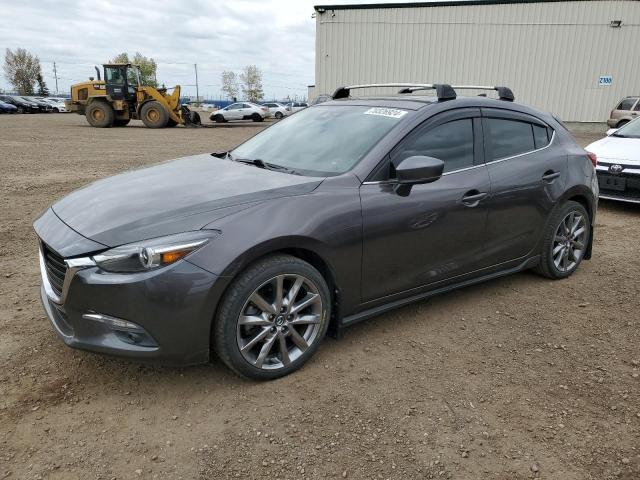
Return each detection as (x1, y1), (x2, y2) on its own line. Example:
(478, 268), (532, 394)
(310, 0), (640, 123)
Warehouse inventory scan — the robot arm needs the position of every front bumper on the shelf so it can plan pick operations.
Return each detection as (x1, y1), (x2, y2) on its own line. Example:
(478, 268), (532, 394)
(34, 209), (227, 366)
(38, 251), (225, 365)
(596, 162), (640, 204)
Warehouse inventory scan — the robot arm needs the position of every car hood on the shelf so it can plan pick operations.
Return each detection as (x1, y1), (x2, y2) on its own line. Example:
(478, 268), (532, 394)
(586, 136), (640, 164)
(52, 154), (323, 247)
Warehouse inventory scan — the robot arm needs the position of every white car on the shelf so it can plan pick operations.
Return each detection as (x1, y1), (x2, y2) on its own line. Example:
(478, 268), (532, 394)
(209, 102), (270, 123)
(586, 117), (640, 204)
(40, 97), (68, 113)
(285, 101), (308, 113)
(261, 102), (290, 119)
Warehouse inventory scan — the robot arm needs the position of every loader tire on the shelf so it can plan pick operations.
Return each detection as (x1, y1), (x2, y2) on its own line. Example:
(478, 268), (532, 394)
(141, 101), (169, 128)
(86, 102), (114, 128)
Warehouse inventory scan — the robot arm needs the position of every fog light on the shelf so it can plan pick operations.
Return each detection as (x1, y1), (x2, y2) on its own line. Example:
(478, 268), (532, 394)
(82, 313), (142, 331)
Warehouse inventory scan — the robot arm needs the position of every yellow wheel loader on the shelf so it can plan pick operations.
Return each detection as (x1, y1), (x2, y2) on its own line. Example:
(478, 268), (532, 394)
(66, 64), (201, 128)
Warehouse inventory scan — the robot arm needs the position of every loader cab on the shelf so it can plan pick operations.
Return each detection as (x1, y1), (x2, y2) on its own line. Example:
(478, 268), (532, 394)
(104, 64), (139, 101)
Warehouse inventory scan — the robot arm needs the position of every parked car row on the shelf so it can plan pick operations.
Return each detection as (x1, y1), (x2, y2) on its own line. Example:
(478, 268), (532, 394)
(0, 95), (69, 114)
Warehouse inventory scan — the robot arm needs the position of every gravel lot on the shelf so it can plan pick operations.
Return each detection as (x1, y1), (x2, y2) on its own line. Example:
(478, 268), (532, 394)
(1, 113), (639, 480)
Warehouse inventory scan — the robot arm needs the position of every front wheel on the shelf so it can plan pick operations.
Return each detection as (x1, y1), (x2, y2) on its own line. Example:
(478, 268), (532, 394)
(534, 201), (590, 279)
(275, 111), (283, 119)
(251, 113), (264, 122)
(213, 255), (331, 380)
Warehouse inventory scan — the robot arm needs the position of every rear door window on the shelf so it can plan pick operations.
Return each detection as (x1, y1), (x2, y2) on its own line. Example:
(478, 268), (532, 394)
(532, 124), (551, 149)
(485, 118), (535, 160)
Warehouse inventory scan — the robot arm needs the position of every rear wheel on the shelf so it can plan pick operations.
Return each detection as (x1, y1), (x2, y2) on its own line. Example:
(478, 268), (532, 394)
(275, 111), (283, 119)
(251, 113), (263, 122)
(213, 255), (331, 380)
(617, 120), (629, 128)
(86, 101), (114, 128)
(534, 201), (590, 279)
(140, 101), (169, 128)
(113, 118), (130, 127)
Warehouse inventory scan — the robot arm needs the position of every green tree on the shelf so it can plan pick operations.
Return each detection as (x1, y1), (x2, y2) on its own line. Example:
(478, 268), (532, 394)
(3, 48), (40, 95)
(36, 69), (49, 96)
(109, 52), (158, 87)
(239, 65), (264, 102)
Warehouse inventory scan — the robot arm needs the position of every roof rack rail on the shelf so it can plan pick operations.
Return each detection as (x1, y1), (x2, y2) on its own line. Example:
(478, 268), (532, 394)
(399, 84), (515, 102)
(332, 83), (457, 102)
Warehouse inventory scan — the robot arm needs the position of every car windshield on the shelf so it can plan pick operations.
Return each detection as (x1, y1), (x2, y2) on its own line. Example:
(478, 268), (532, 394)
(612, 118), (640, 138)
(231, 105), (407, 176)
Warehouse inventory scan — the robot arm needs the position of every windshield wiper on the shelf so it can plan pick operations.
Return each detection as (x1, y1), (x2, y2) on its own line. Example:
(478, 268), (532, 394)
(234, 157), (301, 175)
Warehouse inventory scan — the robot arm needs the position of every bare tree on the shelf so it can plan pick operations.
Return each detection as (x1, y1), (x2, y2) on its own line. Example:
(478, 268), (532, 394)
(239, 65), (264, 102)
(3, 48), (40, 95)
(221, 70), (238, 100)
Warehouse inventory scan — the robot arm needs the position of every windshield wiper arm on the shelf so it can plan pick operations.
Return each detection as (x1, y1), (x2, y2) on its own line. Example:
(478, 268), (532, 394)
(234, 158), (301, 175)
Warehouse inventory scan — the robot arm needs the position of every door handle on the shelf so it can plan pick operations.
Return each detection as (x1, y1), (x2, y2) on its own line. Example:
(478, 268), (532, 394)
(542, 171), (561, 182)
(461, 190), (488, 207)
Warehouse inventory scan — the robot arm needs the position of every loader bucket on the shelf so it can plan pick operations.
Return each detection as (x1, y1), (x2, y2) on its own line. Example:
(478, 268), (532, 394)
(182, 106), (201, 127)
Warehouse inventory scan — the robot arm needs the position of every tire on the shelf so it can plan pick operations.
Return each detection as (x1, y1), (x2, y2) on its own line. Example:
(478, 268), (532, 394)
(85, 101), (114, 128)
(190, 111), (201, 125)
(140, 101), (169, 128)
(251, 113), (264, 122)
(213, 254), (331, 380)
(212, 114), (226, 123)
(113, 118), (130, 127)
(617, 120), (629, 128)
(533, 201), (591, 279)
(275, 111), (283, 119)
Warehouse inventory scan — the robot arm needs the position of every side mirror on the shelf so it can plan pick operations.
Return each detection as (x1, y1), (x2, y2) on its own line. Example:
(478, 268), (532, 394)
(394, 156), (444, 196)
(606, 128), (618, 136)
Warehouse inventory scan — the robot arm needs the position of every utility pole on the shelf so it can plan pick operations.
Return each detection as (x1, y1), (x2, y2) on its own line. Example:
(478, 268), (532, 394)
(194, 63), (199, 102)
(53, 62), (59, 94)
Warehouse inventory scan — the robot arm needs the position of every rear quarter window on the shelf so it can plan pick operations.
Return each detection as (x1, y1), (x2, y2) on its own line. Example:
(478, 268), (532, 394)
(617, 98), (637, 111)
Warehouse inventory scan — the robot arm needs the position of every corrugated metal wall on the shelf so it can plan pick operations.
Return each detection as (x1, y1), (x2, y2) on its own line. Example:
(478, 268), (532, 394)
(313, 1), (640, 122)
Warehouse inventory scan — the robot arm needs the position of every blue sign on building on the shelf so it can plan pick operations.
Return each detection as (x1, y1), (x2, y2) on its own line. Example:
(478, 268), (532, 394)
(599, 75), (613, 86)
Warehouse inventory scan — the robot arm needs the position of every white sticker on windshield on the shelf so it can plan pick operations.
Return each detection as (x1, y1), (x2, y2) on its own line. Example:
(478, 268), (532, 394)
(364, 107), (407, 119)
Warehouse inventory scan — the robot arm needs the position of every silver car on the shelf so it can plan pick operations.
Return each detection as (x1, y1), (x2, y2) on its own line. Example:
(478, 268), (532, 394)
(607, 97), (639, 128)
(210, 102), (270, 123)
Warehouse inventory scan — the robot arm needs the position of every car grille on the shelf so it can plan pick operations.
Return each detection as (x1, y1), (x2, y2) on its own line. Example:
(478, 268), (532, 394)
(597, 170), (640, 201)
(41, 242), (67, 298)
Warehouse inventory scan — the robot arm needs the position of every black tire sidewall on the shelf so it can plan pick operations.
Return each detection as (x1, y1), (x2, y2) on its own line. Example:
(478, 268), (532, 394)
(86, 102), (114, 127)
(214, 255), (331, 380)
(275, 111), (283, 119)
(141, 101), (169, 128)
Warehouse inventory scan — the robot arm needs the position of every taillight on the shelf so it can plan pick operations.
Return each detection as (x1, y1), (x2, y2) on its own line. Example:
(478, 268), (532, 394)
(586, 151), (597, 167)
(261, 107), (268, 111)
(609, 110), (614, 118)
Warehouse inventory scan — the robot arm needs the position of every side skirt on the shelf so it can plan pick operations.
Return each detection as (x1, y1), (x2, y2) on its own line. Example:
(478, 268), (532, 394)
(335, 255), (540, 336)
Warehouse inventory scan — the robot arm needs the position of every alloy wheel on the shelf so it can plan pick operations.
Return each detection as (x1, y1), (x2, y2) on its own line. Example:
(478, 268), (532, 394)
(552, 211), (587, 273)
(236, 274), (323, 370)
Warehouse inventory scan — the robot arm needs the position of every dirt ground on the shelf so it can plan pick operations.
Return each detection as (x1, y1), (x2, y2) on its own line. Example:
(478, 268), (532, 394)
(1, 113), (639, 480)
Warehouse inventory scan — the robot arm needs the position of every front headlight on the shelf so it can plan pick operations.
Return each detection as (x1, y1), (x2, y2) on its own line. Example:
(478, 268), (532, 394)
(92, 230), (219, 273)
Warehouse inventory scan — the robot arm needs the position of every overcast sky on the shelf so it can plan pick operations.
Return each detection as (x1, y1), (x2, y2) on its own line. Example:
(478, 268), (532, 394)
(0, 0), (419, 100)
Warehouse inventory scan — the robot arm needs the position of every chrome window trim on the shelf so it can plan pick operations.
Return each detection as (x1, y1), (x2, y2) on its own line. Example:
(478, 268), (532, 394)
(362, 130), (556, 185)
(484, 130), (556, 166)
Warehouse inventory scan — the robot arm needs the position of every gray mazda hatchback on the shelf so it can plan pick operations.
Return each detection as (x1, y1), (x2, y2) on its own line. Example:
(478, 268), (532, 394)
(34, 84), (598, 380)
